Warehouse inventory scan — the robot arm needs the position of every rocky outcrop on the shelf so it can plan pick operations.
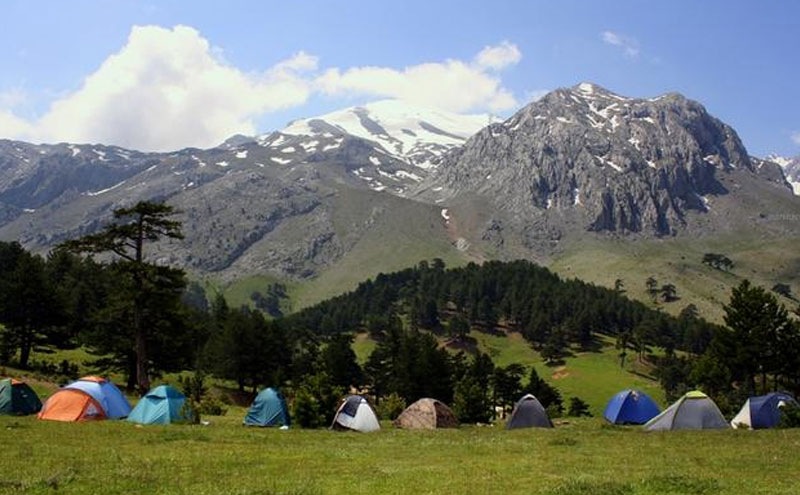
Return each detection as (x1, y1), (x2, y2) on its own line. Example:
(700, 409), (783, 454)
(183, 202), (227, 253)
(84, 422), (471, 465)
(425, 83), (758, 236)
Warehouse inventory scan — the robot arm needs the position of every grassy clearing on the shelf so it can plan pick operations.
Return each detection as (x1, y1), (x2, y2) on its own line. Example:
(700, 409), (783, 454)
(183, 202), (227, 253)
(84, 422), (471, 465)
(1, 413), (799, 494)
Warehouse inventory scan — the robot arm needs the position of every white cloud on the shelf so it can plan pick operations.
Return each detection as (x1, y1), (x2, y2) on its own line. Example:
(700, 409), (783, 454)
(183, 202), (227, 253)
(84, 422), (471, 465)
(0, 109), (33, 139)
(315, 42), (521, 113)
(475, 41), (522, 70)
(0, 27), (521, 150)
(792, 131), (800, 145)
(601, 30), (640, 58)
(32, 25), (315, 151)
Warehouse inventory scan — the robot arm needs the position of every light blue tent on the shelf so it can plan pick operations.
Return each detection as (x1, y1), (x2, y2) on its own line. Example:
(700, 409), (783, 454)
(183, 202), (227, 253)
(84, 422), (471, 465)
(64, 376), (132, 419)
(244, 388), (290, 427)
(127, 385), (188, 425)
(603, 389), (661, 425)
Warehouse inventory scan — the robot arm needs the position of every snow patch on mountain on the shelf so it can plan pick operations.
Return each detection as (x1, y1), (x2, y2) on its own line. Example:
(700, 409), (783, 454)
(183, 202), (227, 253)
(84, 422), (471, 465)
(277, 99), (497, 169)
(767, 154), (800, 195)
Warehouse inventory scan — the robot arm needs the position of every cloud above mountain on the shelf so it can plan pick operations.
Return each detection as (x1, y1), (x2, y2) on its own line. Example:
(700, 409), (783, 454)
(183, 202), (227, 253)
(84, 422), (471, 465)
(0, 25), (521, 151)
(601, 30), (639, 58)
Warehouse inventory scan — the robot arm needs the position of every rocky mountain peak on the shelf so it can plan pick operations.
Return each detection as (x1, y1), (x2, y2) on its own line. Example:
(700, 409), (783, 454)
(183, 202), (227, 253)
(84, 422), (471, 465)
(424, 83), (770, 237)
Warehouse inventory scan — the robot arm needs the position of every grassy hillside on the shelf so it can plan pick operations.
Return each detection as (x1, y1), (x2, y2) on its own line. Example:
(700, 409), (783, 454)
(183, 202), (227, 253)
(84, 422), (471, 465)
(2, 412), (799, 494)
(354, 330), (663, 417)
(289, 189), (472, 310)
(550, 233), (800, 323)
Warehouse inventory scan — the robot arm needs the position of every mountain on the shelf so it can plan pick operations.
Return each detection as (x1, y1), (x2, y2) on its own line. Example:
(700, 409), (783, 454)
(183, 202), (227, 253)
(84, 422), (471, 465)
(0, 84), (797, 313)
(766, 154), (800, 195)
(420, 83), (796, 250)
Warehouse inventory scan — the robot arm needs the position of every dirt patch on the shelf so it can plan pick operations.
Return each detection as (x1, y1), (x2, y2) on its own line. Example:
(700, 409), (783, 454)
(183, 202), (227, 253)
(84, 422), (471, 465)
(551, 366), (570, 380)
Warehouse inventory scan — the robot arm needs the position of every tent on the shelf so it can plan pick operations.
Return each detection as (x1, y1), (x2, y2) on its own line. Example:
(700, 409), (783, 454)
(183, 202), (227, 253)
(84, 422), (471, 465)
(0, 378), (42, 415)
(244, 387), (291, 427)
(731, 392), (798, 429)
(603, 389), (661, 425)
(644, 391), (729, 431)
(127, 385), (189, 425)
(506, 394), (553, 429)
(394, 398), (458, 429)
(38, 389), (106, 421)
(331, 395), (380, 432)
(64, 376), (132, 419)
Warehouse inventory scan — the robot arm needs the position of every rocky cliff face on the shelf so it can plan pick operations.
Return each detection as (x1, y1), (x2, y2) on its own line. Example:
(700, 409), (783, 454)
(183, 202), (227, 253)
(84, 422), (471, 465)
(424, 83), (770, 236)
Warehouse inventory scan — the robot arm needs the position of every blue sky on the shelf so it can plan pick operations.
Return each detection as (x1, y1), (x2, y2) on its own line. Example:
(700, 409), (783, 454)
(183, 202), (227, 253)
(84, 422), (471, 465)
(1, 0), (798, 156)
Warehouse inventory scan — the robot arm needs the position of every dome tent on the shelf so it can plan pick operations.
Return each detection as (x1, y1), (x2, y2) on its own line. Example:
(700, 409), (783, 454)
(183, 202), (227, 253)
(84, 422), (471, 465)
(0, 378), (42, 415)
(244, 387), (290, 427)
(64, 376), (131, 419)
(506, 394), (553, 429)
(38, 389), (106, 422)
(644, 391), (728, 431)
(603, 389), (661, 425)
(331, 395), (380, 432)
(731, 392), (798, 429)
(127, 385), (189, 425)
(394, 398), (458, 429)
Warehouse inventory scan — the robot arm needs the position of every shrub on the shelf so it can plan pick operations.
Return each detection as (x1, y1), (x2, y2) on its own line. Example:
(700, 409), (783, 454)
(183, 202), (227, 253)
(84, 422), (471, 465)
(377, 392), (406, 420)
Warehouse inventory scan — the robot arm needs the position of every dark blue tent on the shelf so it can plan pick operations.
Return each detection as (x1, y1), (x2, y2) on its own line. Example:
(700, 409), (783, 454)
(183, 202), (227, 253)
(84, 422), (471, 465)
(731, 392), (797, 429)
(244, 388), (290, 427)
(603, 389), (661, 425)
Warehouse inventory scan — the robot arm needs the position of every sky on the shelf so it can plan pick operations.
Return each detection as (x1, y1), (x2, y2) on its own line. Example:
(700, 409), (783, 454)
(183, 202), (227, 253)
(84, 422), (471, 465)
(0, 0), (798, 157)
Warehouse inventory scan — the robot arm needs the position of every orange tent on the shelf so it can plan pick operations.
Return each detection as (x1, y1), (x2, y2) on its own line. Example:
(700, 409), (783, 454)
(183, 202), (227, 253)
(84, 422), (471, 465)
(37, 388), (106, 422)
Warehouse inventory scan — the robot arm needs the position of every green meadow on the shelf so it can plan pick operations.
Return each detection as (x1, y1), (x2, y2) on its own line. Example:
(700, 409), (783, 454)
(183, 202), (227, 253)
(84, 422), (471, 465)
(2, 412), (799, 495)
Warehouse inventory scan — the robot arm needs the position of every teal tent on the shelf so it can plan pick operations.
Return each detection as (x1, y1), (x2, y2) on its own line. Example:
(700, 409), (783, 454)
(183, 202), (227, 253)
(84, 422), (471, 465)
(127, 385), (188, 425)
(244, 388), (290, 427)
(0, 378), (42, 415)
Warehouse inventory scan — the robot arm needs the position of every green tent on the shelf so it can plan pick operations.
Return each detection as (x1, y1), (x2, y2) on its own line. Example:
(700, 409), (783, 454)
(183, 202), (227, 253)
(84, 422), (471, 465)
(0, 378), (42, 415)
(244, 388), (290, 427)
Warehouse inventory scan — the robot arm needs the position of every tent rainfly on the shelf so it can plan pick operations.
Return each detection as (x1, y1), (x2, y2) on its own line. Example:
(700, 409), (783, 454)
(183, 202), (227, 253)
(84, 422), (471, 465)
(506, 394), (553, 429)
(0, 378), (42, 415)
(394, 398), (458, 429)
(644, 391), (729, 431)
(731, 392), (798, 429)
(64, 376), (132, 419)
(127, 385), (189, 425)
(244, 387), (291, 427)
(331, 395), (380, 432)
(38, 389), (106, 422)
(603, 389), (661, 425)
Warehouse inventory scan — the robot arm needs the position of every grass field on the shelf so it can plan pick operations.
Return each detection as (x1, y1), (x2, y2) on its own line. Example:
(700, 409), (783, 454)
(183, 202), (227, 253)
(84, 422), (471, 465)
(2, 411), (800, 495)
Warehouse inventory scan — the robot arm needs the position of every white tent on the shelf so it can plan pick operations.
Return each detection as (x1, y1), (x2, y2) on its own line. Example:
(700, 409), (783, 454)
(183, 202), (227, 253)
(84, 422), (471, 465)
(331, 395), (380, 432)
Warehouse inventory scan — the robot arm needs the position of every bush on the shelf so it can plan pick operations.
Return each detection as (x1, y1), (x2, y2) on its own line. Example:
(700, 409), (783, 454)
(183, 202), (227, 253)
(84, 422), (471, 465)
(567, 396), (592, 417)
(377, 392), (406, 420)
(778, 403), (800, 428)
(197, 395), (228, 416)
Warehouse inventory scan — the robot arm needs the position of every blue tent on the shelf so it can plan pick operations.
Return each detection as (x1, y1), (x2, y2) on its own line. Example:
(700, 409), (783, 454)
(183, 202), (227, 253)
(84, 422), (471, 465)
(603, 389), (661, 425)
(244, 388), (290, 427)
(127, 385), (188, 425)
(64, 376), (132, 419)
(731, 392), (798, 429)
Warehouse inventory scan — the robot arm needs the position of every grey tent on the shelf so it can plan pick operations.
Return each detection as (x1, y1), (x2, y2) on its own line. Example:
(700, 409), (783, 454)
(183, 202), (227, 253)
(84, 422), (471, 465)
(506, 394), (553, 429)
(644, 390), (729, 431)
(394, 398), (458, 429)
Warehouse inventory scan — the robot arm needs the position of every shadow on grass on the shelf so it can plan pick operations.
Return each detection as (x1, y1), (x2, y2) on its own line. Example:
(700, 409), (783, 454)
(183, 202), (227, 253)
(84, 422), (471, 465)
(547, 475), (719, 495)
